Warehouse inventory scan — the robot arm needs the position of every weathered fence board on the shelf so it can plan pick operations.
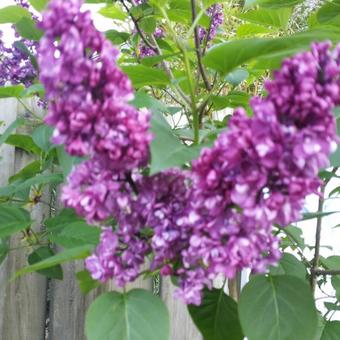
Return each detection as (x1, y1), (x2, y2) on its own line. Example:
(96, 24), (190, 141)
(162, 278), (202, 340)
(0, 98), (201, 340)
(0, 99), (48, 340)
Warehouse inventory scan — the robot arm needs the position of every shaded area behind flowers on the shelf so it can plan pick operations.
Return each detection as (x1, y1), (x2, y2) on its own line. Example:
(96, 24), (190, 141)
(38, 0), (339, 305)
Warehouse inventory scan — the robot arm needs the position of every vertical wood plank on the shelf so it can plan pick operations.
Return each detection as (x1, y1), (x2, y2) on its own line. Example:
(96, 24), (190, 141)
(162, 278), (202, 340)
(0, 98), (48, 340)
(48, 202), (152, 340)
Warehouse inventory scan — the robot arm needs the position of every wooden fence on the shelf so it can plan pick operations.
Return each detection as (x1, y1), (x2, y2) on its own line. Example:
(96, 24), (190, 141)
(0, 98), (202, 340)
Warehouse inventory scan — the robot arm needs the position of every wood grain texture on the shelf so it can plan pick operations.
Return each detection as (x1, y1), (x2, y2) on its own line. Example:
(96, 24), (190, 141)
(162, 278), (202, 340)
(0, 99), (48, 340)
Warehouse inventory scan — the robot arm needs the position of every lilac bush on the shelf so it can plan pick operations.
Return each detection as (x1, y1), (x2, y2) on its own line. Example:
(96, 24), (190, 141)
(36, 0), (340, 307)
(2, 0), (340, 338)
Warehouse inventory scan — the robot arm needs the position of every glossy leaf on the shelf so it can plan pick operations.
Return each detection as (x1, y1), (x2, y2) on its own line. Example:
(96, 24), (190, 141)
(28, 246), (63, 280)
(0, 5), (31, 24)
(203, 28), (340, 75)
(5, 134), (41, 154)
(9, 160), (41, 183)
(48, 221), (100, 248)
(0, 204), (32, 238)
(99, 4), (127, 20)
(317, 0), (340, 26)
(188, 288), (243, 340)
(0, 173), (63, 197)
(122, 65), (170, 88)
(239, 8), (292, 29)
(150, 111), (202, 174)
(56, 146), (85, 178)
(238, 275), (318, 340)
(28, 0), (48, 11)
(321, 321), (340, 340)
(15, 245), (93, 278)
(269, 253), (307, 279)
(0, 238), (9, 265)
(0, 118), (24, 145)
(85, 289), (170, 340)
(32, 125), (54, 152)
(0, 85), (25, 99)
(76, 270), (101, 295)
(15, 17), (43, 41)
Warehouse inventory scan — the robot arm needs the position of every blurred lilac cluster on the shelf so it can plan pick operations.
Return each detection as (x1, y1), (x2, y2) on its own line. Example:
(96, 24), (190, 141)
(39, 0), (339, 305)
(0, 0), (38, 87)
(198, 4), (224, 44)
(138, 27), (164, 58)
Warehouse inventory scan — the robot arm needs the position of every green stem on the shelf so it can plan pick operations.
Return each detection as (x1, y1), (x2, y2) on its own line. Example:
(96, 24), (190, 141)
(158, 6), (199, 143)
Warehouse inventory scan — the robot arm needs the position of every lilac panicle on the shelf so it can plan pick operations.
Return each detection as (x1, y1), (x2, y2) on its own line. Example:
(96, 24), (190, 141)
(38, 0), (151, 170)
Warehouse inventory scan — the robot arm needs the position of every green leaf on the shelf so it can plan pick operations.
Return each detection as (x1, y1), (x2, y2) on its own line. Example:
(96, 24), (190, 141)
(246, 0), (303, 8)
(282, 225), (305, 249)
(324, 302), (340, 311)
(0, 5), (31, 24)
(9, 160), (41, 183)
(28, 0), (48, 11)
(122, 65), (170, 88)
(28, 247), (63, 280)
(105, 30), (130, 45)
(130, 91), (169, 113)
(150, 111), (202, 174)
(301, 211), (339, 221)
(239, 8), (292, 29)
(0, 85), (25, 98)
(236, 23), (274, 37)
(238, 275), (318, 340)
(321, 321), (340, 340)
(0, 238), (9, 265)
(188, 288), (243, 340)
(211, 92), (250, 110)
(14, 245), (93, 278)
(45, 208), (82, 230)
(85, 289), (170, 340)
(269, 253), (307, 279)
(99, 4), (127, 20)
(15, 17), (43, 41)
(331, 276), (340, 300)
(56, 146), (85, 178)
(0, 118), (24, 145)
(49, 222), (100, 248)
(225, 68), (249, 86)
(5, 134), (41, 154)
(21, 83), (45, 98)
(320, 255), (340, 270)
(203, 28), (340, 75)
(76, 270), (100, 295)
(0, 173), (63, 197)
(317, 0), (340, 26)
(32, 125), (54, 152)
(0, 204), (31, 238)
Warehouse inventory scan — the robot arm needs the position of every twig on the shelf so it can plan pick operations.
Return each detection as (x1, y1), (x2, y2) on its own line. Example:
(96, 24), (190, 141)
(310, 167), (338, 292)
(191, 0), (211, 90)
(120, 0), (156, 51)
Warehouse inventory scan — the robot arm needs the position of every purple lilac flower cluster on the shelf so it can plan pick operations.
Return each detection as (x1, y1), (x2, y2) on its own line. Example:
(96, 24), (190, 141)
(173, 42), (339, 304)
(39, 0), (339, 305)
(0, 0), (38, 87)
(198, 4), (224, 44)
(39, 0), (153, 286)
(38, 0), (151, 160)
(138, 27), (164, 58)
